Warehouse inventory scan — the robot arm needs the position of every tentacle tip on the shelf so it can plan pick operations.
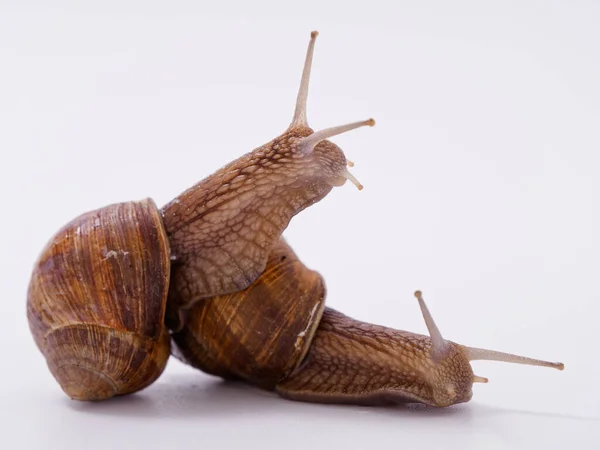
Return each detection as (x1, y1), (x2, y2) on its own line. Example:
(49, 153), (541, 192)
(473, 375), (489, 384)
(311, 31), (319, 39)
(342, 168), (363, 191)
(366, 118), (376, 127)
(414, 290), (423, 300)
(556, 363), (565, 371)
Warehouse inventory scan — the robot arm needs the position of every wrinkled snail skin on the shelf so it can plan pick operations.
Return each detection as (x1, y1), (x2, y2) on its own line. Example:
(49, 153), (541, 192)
(160, 130), (338, 330)
(26, 199), (171, 401)
(276, 308), (476, 407)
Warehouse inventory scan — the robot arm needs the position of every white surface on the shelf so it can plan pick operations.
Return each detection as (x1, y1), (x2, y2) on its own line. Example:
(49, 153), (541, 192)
(1, 1), (599, 449)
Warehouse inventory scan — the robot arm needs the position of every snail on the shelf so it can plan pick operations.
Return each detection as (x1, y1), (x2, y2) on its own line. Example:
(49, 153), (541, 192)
(26, 31), (372, 401)
(26, 31), (564, 407)
(172, 238), (564, 408)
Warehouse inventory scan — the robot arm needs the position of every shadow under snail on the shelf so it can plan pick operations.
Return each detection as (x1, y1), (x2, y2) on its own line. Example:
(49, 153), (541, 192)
(26, 31), (564, 407)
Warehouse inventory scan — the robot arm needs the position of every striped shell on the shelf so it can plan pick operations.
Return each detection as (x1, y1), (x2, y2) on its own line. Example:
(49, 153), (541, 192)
(171, 238), (325, 389)
(26, 199), (171, 400)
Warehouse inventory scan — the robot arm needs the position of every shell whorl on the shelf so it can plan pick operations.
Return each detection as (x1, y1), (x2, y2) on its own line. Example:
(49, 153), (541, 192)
(171, 238), (326, 388)
(26, 199), (171, 400)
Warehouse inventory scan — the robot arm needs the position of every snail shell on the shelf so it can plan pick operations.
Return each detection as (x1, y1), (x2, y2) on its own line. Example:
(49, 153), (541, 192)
(171, 239), (326, 389)
(26, 199), (171, 401)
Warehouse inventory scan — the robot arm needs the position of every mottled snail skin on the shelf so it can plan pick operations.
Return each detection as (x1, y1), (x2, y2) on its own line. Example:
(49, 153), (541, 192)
(161, 132), (337, 320)
(277, 303), (564, 407)
(26, 199), (171, 401)
(276, 308), (475, 407)
(176, 241), (564, 408)
(171, 239), (326, 389)
(161, 31), (371, 330)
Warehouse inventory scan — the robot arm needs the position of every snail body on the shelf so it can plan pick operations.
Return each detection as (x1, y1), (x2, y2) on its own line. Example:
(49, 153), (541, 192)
(27, 31), (564, 407)
(160, 31), (370, 331)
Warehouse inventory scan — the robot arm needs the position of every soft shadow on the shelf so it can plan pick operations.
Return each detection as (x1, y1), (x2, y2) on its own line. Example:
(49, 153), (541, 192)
(384, 402), (473, 417)
(66, 373), (281, 419)
(65, 373), (598, 422)
(467, 402), (600, 422)
(66, 372), (474, 419)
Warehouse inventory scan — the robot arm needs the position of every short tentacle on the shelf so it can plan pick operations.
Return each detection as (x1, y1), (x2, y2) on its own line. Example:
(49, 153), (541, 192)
(413, 291), (451, 361)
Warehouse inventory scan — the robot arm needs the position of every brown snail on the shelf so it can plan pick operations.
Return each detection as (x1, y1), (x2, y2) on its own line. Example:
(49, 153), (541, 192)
(172, 238), (564, 407)
(26, 31), (372, 401)
(26, 31), (564, 407)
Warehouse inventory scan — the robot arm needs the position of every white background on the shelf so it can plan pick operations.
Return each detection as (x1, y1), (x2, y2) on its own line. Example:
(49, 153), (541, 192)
(1, 1), (598, 449)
